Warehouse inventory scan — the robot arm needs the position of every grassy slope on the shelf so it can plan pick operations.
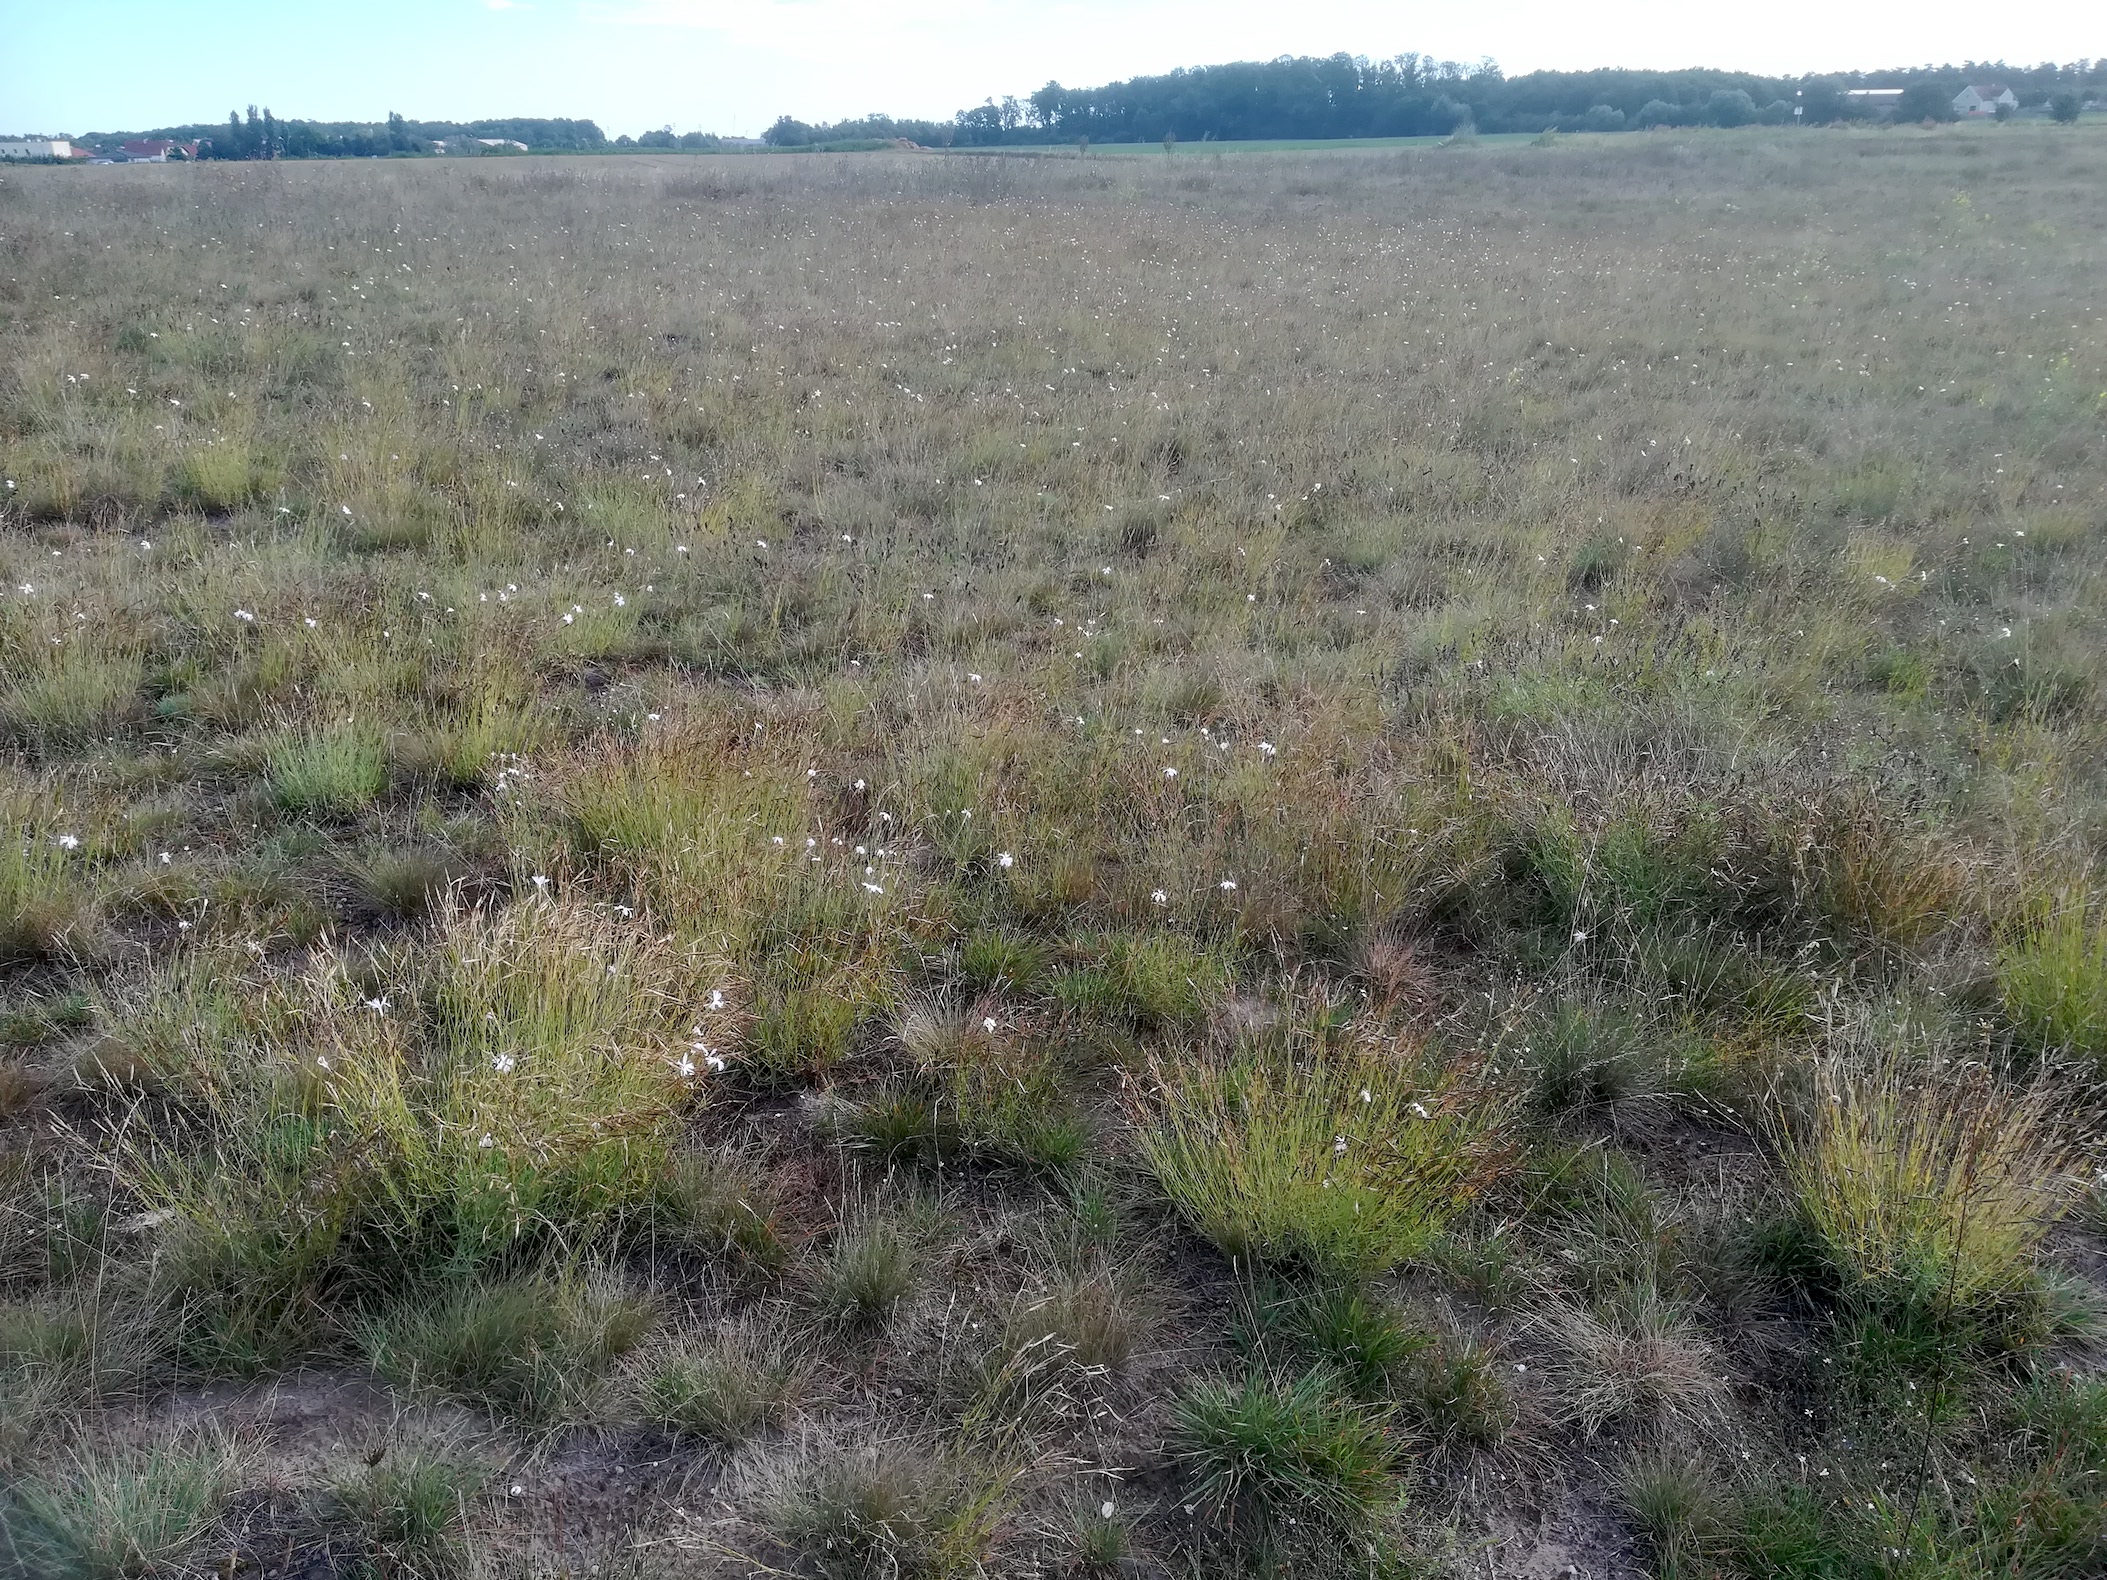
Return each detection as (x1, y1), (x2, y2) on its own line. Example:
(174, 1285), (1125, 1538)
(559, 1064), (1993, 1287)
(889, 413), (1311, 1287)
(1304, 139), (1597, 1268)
(1, 127), (2105, 1578)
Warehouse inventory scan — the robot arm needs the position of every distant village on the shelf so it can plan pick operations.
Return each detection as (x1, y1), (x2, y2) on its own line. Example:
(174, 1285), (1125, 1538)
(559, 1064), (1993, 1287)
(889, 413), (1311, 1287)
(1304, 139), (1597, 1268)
(0, 134), (561, 163)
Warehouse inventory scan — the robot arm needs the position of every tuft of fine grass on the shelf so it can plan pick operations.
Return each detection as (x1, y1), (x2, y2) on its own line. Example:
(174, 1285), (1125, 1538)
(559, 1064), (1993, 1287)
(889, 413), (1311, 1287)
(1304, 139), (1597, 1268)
(757, 1438), (1012, 1580)
(1168, 1366), (1397, 1531)
(1, 1427), (249, 1580)
(363, 1270), (655, 1427)
(329, 1436), (484, 1579)
(1999, 883), (2107, 1062)
(632, 1322), (807, 1445)
(812, 1214), (924, 1328)
(1533, 1282), (1728, 1436)
(268, 723), (389, 818)
(1781, 1052), (2084, 1312)
(0, 805), (93, 964)
(1138, 1031), (1511, 1280)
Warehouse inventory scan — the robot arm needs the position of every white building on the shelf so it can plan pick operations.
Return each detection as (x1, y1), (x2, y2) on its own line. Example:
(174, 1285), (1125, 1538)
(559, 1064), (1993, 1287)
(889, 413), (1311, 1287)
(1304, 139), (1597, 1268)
(1952, 84), (2019, 116)
(0, 139), (72, 160)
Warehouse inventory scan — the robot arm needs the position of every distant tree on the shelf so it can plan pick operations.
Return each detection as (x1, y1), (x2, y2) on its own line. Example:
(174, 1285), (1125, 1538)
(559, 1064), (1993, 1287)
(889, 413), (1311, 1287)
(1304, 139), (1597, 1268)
(1799, 80), (1847, 122)
(1705, 88), (1757, 127)
(1636, 99), (1682, 128)
(1894, 83), (1955, 123)
(2050, 92), (2082, 123)
(1580, 104), (1625, 131)
(763, 116), (814, 147)
(636, 126), (677, 148)
(1759, 99), (1794, 124)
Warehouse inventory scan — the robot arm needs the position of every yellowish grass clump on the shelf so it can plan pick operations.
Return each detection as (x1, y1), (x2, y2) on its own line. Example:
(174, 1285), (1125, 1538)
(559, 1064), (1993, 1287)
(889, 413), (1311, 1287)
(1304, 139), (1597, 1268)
(1140, 1023), (1512, 1279)
(1782, 1052), (2086, 1308)
(1999, 883), (2107, 1063)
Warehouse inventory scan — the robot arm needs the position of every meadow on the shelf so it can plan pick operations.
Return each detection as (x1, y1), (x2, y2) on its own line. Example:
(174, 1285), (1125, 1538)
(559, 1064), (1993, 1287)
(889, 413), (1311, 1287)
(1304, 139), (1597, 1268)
(1, 124), (2105, 1579)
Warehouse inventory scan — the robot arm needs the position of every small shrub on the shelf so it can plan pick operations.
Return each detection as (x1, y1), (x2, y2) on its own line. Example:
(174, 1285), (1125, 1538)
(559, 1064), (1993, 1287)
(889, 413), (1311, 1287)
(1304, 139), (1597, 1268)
(1782, 1052), (2083, 1311)
(1169, 1367), (1397, 1530)
(364, 1271), (655, 1427)
(176, 442), (269, 512)
(2, 1428), (249, 1580)
(1057, 933), (1228, 1032)
(269, 724), (389, 817)
(750, 980), (865, 1082)
(957, 930), (1048, 994)
(1138, 1037), (1511, 1280)
(1522, 1003), (1665, 1125)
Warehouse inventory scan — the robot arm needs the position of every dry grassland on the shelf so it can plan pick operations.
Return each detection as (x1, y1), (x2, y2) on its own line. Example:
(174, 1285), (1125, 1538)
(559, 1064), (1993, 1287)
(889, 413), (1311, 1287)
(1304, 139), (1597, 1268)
(1, 127), (2106, 1579)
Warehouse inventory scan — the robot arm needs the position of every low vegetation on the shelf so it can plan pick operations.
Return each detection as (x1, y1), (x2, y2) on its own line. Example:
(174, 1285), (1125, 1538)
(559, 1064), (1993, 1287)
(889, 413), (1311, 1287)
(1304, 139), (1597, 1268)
(2, 122), (2105, 1576)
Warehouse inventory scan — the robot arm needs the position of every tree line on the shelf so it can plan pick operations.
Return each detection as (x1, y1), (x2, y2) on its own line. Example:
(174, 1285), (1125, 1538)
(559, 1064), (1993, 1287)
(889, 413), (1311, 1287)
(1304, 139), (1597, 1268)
(68, 111), (608, 159)
(54, 54), (2107, 162)
(765, 55), (2107, 146)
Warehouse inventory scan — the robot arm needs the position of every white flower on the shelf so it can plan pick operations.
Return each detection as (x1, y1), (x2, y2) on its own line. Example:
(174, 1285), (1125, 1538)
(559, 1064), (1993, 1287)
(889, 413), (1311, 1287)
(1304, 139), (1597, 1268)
(707, 989), (726, 1011)
(861, 882), (885, 894)
(531, 874), (551, 890)
(491, 1054), (516, 1074)
(1571, 929), (1589, 943)
(982, 1017), (999, 1034)
(234, 609), (254, 622)
(1359, 1088), (1372, 1104)
(671, 1054), (697, 1078)
(315, 1055), (331, 1071)
(1151, 889), (1169, 905)
(1333, 1135), (1348, 1156)
(1257, 741), (1277, 757)
(1219, 879), (1238, 892)
(53, 833), (80, 851)
(478, 1133), (496, 1149)
(1162, 767), (1178, 779)
(997, 851), (1015, 869)
(363, 996), (390, 1014)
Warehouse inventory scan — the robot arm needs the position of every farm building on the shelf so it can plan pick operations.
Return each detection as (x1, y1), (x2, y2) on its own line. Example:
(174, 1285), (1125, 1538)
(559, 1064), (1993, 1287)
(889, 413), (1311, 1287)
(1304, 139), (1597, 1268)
(1953, 84), (2019, 116)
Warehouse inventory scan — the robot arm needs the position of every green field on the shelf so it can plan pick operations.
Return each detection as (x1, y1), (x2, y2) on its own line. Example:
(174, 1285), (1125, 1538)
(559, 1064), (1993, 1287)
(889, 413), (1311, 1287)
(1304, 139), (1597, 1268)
(2, 126), (2106, 1578)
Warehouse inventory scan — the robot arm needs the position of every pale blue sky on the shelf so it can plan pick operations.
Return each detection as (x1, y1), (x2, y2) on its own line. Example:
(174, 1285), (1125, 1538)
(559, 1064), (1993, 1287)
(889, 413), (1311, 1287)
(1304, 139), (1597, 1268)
(4, 0), (2098, 140)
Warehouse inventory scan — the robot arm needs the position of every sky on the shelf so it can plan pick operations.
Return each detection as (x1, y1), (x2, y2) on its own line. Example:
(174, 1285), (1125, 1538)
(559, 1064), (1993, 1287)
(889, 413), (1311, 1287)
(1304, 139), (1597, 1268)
(3, 0), (2100, 139)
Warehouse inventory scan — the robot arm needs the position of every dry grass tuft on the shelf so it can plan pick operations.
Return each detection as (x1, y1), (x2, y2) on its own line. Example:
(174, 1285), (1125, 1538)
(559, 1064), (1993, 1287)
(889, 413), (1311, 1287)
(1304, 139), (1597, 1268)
(1782, 1052), (2087, 1309)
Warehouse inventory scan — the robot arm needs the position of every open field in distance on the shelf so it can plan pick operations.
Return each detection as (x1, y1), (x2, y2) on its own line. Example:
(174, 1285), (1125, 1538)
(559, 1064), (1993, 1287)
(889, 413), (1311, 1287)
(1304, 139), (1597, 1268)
(2, 126), (2107, 1578)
